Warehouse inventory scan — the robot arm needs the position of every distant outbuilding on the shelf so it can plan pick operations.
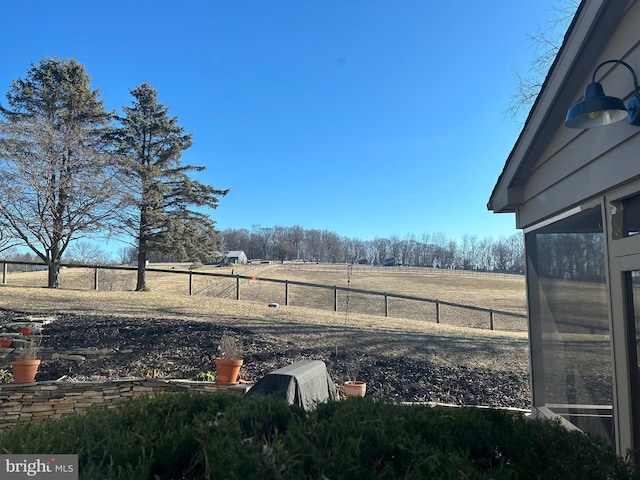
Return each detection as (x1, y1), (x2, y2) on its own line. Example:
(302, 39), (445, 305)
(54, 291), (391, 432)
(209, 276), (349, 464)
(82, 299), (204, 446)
(225, 250), (248, 265)
(383, 257), (399, 267)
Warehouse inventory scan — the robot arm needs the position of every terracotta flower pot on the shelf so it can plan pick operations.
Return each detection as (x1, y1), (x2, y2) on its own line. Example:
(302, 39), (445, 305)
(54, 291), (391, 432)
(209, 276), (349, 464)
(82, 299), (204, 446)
(0, 338), (13, 348)
(20, 326), (34, 336)
(11, 359), (41, 384)
(215, 358), (243, 385)
(344, 380), (367, 397)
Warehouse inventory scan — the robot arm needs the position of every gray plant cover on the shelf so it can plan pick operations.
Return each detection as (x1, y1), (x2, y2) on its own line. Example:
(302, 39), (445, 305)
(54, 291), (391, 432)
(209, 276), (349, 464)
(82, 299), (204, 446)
(247, 360), (337, 410)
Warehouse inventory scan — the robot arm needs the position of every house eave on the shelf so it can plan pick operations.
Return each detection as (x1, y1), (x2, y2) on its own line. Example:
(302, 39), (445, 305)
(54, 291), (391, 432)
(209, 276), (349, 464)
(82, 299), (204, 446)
(488, 0), (631, 215)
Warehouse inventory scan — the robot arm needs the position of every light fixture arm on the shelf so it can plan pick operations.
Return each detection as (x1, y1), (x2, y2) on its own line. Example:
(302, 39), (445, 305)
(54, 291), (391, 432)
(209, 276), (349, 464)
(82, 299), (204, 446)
(565, 58), (640, 128)
(591, 59), (639, 97)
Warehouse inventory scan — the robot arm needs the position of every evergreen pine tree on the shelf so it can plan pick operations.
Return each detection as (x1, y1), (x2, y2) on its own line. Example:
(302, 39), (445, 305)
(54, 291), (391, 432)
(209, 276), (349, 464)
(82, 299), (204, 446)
(110, 83), (229, 291)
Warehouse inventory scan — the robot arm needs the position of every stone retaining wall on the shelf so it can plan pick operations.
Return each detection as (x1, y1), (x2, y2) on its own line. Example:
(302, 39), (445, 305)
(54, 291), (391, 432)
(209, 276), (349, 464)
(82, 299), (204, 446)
(0, 379), (250, 431)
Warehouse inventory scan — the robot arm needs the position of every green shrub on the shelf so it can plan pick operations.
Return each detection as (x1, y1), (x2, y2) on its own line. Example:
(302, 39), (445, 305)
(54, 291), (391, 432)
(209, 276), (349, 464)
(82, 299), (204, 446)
(0, 368), (13, 383)
(194, 371), (216, 382)
(0, 393), (636, 479)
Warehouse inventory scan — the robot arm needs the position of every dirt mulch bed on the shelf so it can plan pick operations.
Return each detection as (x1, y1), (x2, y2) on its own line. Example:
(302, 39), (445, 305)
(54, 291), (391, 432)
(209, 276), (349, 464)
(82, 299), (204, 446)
(0, 310), (530, 410)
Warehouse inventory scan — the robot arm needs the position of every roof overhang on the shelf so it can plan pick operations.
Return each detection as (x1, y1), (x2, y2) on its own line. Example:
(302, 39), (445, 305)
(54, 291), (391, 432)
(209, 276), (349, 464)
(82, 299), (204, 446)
(488, 0), (634, 215)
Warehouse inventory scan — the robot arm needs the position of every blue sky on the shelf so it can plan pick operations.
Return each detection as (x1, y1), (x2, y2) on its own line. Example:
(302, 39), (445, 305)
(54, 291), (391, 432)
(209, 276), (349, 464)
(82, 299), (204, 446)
(0, 1), (571, 244)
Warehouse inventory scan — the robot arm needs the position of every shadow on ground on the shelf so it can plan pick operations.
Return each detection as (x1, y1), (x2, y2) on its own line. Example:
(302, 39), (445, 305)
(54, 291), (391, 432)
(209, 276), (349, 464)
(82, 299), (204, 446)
(0, 309), (530, 409)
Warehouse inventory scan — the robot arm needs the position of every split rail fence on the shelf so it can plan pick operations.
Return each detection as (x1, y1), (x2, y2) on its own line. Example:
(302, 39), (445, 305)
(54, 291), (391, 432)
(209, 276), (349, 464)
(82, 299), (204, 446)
(0, 260), (527, 332)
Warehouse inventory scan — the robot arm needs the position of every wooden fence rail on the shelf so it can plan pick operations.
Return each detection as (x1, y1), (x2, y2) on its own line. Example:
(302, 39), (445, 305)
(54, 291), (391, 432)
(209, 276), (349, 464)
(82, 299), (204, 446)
(0, 260), (527, 331)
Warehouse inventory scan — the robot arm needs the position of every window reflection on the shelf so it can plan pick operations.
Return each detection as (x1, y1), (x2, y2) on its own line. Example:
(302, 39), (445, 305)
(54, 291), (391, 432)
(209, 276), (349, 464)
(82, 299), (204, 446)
(627, 270), (640, 455)
(526, 205), (613, 445)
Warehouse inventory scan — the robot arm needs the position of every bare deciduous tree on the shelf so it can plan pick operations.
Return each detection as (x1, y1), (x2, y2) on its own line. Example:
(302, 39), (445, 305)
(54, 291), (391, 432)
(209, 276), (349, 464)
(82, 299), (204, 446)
(0, 58), (121, 287)
(65, 241), (112, 265)
(0, 224), (20, 256)
(219, 225), (525, 273)
(506, 1), (580, 121)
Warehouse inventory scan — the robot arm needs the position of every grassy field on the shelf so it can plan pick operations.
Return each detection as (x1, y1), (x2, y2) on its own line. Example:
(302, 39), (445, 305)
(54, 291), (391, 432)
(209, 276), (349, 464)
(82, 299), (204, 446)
(0, 264), (529, 373)
(1, 262), (528, 332)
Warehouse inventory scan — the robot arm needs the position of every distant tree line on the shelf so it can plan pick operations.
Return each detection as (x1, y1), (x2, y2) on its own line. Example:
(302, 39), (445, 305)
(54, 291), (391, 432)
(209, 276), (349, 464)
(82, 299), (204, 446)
(533, 232), (606, 282)
(220, 226), (525, 274)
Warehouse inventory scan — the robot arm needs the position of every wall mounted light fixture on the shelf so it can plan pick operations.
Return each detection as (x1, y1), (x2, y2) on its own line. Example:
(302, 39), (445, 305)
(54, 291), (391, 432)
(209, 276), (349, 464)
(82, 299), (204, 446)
(565, 59), (640, 129)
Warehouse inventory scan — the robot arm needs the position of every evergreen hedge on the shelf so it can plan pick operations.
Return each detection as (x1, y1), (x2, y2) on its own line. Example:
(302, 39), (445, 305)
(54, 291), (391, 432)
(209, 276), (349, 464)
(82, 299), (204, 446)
(0, 393), (637, 479)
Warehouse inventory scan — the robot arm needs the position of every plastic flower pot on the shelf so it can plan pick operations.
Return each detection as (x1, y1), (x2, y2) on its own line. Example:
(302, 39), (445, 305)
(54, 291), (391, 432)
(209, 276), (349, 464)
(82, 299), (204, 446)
(0, 338), (13, 348)
(215, 358), (243, 385)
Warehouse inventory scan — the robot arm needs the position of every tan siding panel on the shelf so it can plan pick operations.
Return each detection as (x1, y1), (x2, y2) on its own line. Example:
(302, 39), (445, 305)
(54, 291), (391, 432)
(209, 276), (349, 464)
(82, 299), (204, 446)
(525, 123), (638, 202)
(517, 133), (640, 228)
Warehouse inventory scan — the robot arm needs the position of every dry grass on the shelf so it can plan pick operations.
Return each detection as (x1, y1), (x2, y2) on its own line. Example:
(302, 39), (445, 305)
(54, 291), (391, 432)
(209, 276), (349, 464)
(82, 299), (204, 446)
(0, 263), (529, 332)
(279, 264), (526, 310)
(0, 284), (525, 339)
(3, 263), (526, 305)
(4, 263), (526, 308)
(0, 265), (530, 373)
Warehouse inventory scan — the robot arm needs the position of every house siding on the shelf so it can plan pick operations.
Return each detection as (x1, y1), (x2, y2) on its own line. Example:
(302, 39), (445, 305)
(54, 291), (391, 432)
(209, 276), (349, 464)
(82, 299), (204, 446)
(490, 0), (640, 458)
